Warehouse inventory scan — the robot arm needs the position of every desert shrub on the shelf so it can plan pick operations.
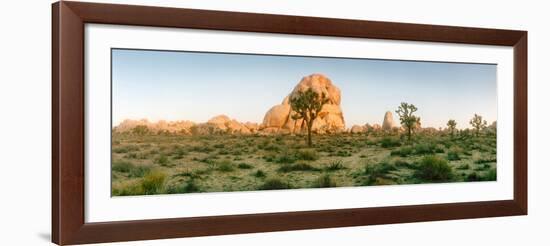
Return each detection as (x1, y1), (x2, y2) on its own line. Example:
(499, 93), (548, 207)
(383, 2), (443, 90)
(363, 161), (396, 185)
(237, 163), (253, 169)
(325, 160), (345, 171)
(253, 170), (266, 178)
(379, 137), (401, 148)
(447, 151), (461, 161)
(391, 146), (413, 157)
(129, 165), (152, 178)
(166, 179), (200, 194)
(125, 153), (138, 159)
(274, 151), (296, 164)
(456, 163), (470, 170)
(413, 143), (436, 155)
(313, 174), (337, 188)
(263, 144), (281, 152)
(154, 154), (170, 166)
(484, 168), (497, 181)
(414, 156), (454, 182)
(335, 150), (352, 157)
(475, 157), (497, 164)
(394, 159), (413, 168)
(217, 160), (235, 172)
(172, 148), (186, 159)
(140, 170), (166, 195)
(295, 149), (319, 161)
(278, 163), (320, 173)
(112, 160), (134, 173)
(466, 169), (496, 182)
(259, 178), (291, 190)
(435, 145), (445, 153)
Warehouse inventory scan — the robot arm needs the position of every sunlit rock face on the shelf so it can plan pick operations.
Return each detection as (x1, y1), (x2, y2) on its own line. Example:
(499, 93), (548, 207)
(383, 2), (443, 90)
(261, 74), (345, 134)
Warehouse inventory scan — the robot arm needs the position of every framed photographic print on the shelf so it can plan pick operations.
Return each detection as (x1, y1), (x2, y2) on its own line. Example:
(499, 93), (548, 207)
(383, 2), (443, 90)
(52, 1), (527, 245)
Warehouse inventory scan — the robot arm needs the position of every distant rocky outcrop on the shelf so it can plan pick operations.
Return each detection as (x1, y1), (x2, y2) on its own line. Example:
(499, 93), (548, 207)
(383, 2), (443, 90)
(261, 74), (346, 134)
(114, 119), (196, 135)
(382, 111), (396, 131)
(114, 115), (260, 135)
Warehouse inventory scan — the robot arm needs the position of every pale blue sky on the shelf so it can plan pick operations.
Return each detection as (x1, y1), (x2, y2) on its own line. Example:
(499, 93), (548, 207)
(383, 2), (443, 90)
(112, 49), (496, 129)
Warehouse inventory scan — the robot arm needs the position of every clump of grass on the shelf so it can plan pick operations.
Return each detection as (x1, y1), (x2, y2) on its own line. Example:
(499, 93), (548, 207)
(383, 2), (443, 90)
(447, 151), (461, 161)
(335, 150), (352, 157)
(274, 151), (296, 164)
(363, 161), (396, 185)
(140, 170), (166, 195)
(112, 160), (134, 173)
(237, 163), (253, 169)
(475, 157), (497, 164)
(414, 156), (454, 182)
(166, 179), (200, 194)
(155, 154), (170, 166)
(325, 160), (345, 171)
(278, 163), (320, 173)
(394, 159), (413, 168)
(413, 143), (436, 155)
(295, 149), (319, 161)
(456, 163), (470, 170)
(253, 170), (266, 178)
(129, 165), (152, 178)
(379, 137), (401, 148)
(391, 146), (413, 157)
(216, 160), (235, 172)
(312, 174), (337, 188)
(259, 178), (291, 190)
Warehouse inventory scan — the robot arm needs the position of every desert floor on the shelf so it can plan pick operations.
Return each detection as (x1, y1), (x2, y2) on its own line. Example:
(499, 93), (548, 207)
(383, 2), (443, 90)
(111, 132), (496, 196)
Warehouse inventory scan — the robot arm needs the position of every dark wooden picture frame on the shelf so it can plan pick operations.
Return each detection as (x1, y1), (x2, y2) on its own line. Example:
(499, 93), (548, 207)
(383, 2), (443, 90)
(52, 1), (527, 245)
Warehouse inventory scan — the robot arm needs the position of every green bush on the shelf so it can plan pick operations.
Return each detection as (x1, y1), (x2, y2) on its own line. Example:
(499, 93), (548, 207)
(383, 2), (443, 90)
(413, 143), (436, 155)
(447, 151), (461, 161)
(456, 163), (470, 170)
(475, 157), (497, 164)
(166, 179), (200, 194)
(155, 155), (170, 166)
(313, 174), (337, 188)
(414, 156), (454, 182)
(380, 137), (401, 148)
(259, 178), (291, 190)
(129, 165), (152, 178)
(253, 170), (266, 178)
(112, 161), (134, 173)
(363, 161), (396, 185)
(274, 151), (296, 164)
(140, 170), (166, 195)
(216, 160), (235, 172)
(237, 163), (253, 169)
(391, 146), (413, 157)
(295, 149), (319, 161)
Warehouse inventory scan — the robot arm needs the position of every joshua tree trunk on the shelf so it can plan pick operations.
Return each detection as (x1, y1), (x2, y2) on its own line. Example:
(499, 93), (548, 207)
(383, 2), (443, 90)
(307, 120), (313, 147)
(407, 127), (412, 141)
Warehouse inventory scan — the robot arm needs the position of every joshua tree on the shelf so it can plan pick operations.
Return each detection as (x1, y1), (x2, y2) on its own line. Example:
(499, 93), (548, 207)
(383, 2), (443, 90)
(469, 113), (487, 137)
(290, 88), (329, 147)
(447, 119), (457, 136)
(395, 102), (420, 141)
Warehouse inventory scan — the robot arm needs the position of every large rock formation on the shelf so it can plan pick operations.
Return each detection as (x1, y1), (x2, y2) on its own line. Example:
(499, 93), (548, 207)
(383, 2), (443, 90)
(261, 74), (345, 134)
(382, 111), (395, 131)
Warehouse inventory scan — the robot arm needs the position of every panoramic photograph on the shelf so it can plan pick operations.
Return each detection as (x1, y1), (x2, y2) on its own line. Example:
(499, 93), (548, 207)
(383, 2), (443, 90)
(111, 48), (497, 196)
